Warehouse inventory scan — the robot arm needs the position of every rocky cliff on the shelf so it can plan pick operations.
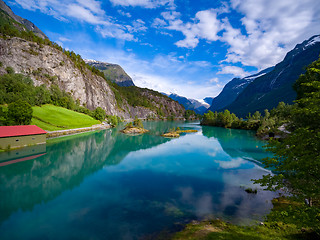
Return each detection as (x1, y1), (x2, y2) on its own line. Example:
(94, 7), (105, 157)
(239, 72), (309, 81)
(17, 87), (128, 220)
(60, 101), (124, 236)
(0, 0), (185, 120)
(0, 37), (184, 119)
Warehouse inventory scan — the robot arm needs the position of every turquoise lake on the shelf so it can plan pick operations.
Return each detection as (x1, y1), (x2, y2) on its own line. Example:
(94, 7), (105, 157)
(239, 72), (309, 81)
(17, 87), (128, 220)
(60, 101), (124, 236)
(0, 121), (277, 239)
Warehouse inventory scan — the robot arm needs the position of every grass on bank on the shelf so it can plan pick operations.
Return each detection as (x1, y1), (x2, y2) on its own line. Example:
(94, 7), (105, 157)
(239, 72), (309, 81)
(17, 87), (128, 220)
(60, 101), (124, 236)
(31, 104), (100, 131)
(172, 219), (314, 240)
(172, 197), (319, 240)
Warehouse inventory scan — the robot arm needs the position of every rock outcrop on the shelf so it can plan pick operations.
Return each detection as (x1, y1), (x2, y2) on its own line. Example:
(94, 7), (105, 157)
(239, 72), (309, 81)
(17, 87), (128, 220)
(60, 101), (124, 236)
(0, 0), (185, 119)
(85, 59), (135, 87)
(0, 37), (185, 119)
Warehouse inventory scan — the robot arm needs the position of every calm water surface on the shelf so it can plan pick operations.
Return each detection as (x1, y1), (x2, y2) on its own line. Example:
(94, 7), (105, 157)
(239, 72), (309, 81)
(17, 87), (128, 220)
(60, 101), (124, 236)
(0, 121), (277, 239)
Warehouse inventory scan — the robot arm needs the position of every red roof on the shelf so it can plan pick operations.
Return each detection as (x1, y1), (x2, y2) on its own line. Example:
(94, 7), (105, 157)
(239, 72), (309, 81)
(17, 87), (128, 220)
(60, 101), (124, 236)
(0, 125), (47, 138)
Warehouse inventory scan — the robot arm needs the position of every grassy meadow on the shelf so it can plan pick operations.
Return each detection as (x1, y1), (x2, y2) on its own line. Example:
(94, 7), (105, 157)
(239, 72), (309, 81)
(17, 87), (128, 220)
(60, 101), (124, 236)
(31, 104), (100, 131)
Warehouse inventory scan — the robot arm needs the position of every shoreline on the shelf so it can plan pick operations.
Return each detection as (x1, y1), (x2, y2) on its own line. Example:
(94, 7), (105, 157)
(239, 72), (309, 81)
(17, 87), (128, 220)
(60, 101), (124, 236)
(46, 123), (111, 139)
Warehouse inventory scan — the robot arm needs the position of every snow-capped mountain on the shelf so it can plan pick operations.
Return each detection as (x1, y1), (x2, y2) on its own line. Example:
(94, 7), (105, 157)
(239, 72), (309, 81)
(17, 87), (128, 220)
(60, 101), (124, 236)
(221, 34), (320, 117)
(207, 67), (274, 112)
(166, 93), (210, 114)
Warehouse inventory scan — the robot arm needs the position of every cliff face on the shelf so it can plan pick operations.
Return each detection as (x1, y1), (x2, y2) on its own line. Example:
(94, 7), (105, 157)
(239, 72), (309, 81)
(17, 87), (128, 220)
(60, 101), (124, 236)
(0, 37), (119, 114)
(0, 37), (185, 119)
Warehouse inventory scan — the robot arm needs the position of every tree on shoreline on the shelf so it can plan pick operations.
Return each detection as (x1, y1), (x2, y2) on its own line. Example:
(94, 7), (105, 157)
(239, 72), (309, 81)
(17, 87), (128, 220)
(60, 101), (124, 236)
(254, 56), (320, 233)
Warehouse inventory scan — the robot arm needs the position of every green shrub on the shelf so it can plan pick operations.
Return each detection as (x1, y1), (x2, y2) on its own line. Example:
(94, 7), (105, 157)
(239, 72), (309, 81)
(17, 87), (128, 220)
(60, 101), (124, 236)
(125, 122), (133, 128)
(107, 115), (119, 127)
(91, 107), (106, 121)
(133, 116), (143, 128)
(5, 66), (14, 74)
(7, 100), (33, 125)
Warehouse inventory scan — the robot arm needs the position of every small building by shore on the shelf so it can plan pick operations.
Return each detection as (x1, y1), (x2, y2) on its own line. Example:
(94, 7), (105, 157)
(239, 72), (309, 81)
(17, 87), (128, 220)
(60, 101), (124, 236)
(0, 125), (47, 150)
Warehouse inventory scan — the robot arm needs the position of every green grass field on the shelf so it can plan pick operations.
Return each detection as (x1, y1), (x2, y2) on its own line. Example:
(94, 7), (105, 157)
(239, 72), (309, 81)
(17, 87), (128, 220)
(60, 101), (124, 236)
(31, 104), (100, 131)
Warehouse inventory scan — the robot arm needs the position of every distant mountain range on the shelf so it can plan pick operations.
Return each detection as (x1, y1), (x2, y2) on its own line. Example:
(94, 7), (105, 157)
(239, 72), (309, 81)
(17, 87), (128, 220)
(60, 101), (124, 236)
(166, 93), (210, 114)
(85, 59), (135, 87)
(207, 67), (274, 113)
(208, 35), (320, 117)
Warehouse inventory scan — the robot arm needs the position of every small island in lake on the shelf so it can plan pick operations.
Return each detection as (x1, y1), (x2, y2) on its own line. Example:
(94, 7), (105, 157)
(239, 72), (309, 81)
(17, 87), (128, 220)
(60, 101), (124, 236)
(162, 127), (198, 138)
(121, 117), (149, 134)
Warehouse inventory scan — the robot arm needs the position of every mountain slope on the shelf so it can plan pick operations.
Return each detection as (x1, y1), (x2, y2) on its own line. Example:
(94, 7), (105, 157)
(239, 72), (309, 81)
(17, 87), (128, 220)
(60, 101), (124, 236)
(203, 97), (214, 106)
(0, 0), (47, 39)
(166, 93), (209, 114)
(208, 67), (274, 112)
(0, 1), (185, 120)
(224, 35), (320, 117)
(85, 59), (135, 87)
(0, 37), (184, 119)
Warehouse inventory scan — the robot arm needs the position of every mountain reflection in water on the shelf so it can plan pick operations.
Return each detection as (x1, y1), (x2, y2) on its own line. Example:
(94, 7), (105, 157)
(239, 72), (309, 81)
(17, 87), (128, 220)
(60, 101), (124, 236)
(0, 121), (277, 240)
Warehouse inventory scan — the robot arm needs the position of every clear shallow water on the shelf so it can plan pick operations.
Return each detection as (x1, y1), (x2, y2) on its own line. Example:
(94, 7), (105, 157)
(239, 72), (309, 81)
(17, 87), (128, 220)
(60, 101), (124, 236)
(0, 121), (277, 240)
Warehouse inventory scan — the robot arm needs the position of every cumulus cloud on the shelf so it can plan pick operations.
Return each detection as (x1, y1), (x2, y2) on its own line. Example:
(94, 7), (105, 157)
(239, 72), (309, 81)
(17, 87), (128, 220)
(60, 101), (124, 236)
(152, 18), (167, 28)
(217, 66), (251, 78)
(131, 71), (222, 100)
(13, 0), (138, 41)
(117, 10), (131, 17)
(221, 0), (320, 68)
(161, 0), (320, 69)
(166, 9), (222, 48)
(130, 19), (147, 32)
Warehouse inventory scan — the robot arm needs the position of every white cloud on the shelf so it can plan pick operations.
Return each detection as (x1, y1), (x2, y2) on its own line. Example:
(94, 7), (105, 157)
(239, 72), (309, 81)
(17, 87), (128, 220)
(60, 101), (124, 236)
(209, 78), (219, 83)
(13, 0), (139, 41)
(117, 10), (132, 17)
(76, 0), (105, 15)
(166, 9), (222, 48)
(58, 37), (72, 42)
(151, 18), (167, 28)
(217, 66), (251, 78)
(220, 0), (320, 68)
(96, 25), (135, 41)
(158, 31), (173, 37)
(130, 72), (222, 100)
(161, 0), (320, 69)
(130, 19), (147, 32)
(161, 11), (181, 21)
(109, 0), (175, 9)
(140, 42), (153, 47)
(66, 4), (104, 24)
(78, 46), (222, 99)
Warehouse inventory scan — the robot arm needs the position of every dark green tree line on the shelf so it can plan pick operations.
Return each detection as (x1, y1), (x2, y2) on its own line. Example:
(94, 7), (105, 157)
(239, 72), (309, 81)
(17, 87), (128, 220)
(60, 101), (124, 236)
(254, 56), (320, 233)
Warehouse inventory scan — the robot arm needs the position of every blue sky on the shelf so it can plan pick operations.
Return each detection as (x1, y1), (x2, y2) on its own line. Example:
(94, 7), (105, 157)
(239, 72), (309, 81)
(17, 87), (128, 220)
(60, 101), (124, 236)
(5, 0), (320, 100)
